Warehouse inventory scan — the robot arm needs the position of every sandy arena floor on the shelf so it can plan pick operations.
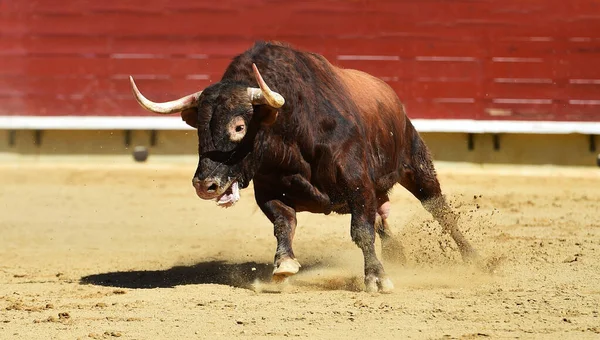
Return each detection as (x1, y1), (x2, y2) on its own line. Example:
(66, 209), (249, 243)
(1, 161), (599, 339)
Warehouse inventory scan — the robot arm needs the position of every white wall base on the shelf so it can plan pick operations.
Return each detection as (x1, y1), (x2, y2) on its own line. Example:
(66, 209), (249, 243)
(0, 116), (599, 134)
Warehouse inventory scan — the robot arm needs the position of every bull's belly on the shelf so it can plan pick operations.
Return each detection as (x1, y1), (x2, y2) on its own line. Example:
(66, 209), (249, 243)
(295, 201), (349, 215)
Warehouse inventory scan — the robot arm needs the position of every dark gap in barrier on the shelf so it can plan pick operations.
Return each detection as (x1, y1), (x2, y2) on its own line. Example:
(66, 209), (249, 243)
(34, 130), (43, 147)
(8, 130), (16, 147)
(467, 133), (474, 151)
(124, 130), (131, 148)
(493, 134), (500, 151)
(150, 130), (158, 147)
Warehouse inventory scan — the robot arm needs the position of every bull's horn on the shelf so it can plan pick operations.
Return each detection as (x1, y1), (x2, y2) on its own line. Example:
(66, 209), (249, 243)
(129, 76), (202, 114)
(247, 64), (285, 108)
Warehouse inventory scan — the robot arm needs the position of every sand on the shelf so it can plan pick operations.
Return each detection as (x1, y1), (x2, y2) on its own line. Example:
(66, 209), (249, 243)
(1, 162), (599, 339)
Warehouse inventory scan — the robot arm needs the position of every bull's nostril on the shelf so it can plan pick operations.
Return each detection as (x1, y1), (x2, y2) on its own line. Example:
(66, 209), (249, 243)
(206, 183), (218, 193)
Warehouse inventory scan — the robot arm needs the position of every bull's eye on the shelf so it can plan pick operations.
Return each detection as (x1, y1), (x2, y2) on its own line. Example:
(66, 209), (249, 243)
(228, 116), (246, 142)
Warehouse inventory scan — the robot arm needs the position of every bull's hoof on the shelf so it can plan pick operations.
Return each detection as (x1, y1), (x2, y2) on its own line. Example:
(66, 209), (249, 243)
(272, 258), (301, 283)
(364, 275), (394, 293)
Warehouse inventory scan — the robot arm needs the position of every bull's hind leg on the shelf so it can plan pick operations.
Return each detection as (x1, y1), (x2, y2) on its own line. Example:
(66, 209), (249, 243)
(258, 199), (301, 282)
(348, 188), (394, 293)
(375, 196), (407, 264)
(399, 136), (477, 261)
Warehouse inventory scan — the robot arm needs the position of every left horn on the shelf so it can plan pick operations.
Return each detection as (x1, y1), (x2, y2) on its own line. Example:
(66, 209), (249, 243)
(247, 64), (285, 108)
(130, 76), (202, 114)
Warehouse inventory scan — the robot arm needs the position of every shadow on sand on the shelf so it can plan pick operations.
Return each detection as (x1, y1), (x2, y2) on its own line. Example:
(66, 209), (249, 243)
(80, 261), (323, 290)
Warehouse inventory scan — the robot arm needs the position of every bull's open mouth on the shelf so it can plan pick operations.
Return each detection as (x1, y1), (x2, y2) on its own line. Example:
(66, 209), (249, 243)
(216, 181), (240, 208)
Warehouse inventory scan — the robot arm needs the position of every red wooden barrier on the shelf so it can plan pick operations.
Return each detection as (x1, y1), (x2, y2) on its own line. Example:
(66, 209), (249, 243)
(1, 0), (600, 127)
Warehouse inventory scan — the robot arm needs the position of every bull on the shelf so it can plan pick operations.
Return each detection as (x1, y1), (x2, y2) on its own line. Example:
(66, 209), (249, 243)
(130, 41), (477, 292)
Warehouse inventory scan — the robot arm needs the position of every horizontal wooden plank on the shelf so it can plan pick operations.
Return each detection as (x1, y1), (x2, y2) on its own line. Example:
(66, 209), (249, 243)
(0, 77), (115, 96)
(1, 0), (565, 20)
(0, 56), (108, 76)
(298, 37), (489, 58)
(485, 82), (560, 100)
(405, 101), (483, 120)
(0, 56), (234, 78)
(0, 36), (113, 56)
(0, 0), (171, 14)
(5, 0), (589, 25)
(558, 105), (600, 121)
(563, 82), (600, 100)
(480, 102), (558, 121)
(0, 35), (493, 59)
(486, 82), (600, 101)
(115, 79), (212, 101)
(0, 96), (149, 116)
(109, 37), (255, 57)
(5, 35), (600, 69)
(1, 8), (582, 39)
(485, 58), (558, 79)
(556, 56), (600, 78)
(0, 15), (28, 35)
(337, 59), (481, 80)
(410, 80), (482, 99)
(0, 77), (211, 99)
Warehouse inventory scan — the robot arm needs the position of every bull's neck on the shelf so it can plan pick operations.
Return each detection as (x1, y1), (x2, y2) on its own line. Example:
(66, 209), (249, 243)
(255, 121), (314, 177)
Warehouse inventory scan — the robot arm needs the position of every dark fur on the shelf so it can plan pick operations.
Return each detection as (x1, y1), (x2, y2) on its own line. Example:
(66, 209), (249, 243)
(188, 41), (476, 288)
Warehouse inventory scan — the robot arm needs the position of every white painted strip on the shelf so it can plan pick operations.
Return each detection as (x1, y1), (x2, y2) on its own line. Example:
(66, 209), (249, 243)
(185, 74), (210, 80)
(1, 116), (599, 134)
(415, 56), (476, 62)
(187, 54), (209, 59)
(337, 55), (400, 61)
(492, 57), (543, 63)
(569, 37), (594, 42)
(110, 53), (167, 59)
(431, 98), (476, 103)
(492, 98), (553, 105)
(494, 78), (553, 84)
(114, 74), (170, 80)
(569, 79), (600, 84)
(569, 99), (600, 105)
(526, 36), (553, 42)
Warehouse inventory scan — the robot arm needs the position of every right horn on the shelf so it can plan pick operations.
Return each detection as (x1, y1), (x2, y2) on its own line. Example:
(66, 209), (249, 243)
(247, 64), (285, 108)
(130, 76), (202, 114)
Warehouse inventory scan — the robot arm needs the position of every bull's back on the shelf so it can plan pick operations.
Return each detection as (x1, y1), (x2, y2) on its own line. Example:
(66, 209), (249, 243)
(335, 68), (405, 125)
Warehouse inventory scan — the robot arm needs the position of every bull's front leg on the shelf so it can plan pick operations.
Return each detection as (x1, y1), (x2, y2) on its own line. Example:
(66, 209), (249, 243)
(349, 189), (394, 293)
(258, 199), (301, 282)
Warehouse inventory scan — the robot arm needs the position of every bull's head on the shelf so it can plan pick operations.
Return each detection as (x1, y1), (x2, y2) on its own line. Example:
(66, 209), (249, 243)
(129, 64), (285, 207)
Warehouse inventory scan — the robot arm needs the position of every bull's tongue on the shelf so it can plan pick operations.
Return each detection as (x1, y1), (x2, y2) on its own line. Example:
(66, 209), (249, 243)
(216, 181), (240, 207)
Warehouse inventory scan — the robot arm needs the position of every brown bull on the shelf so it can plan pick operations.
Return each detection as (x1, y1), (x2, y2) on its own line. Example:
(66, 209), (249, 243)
(130, 41), (476, 292)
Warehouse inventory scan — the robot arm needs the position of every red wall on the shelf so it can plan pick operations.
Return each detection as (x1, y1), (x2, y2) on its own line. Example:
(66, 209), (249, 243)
(1, 0), (600, 121)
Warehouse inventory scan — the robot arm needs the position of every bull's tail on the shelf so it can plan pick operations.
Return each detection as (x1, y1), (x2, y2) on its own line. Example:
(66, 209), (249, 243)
(399, 119), (478, 262)
(399, 119), (440, 201)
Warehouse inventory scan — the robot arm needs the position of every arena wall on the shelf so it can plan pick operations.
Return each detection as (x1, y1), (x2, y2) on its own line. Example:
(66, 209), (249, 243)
(1, 1), (599, 165)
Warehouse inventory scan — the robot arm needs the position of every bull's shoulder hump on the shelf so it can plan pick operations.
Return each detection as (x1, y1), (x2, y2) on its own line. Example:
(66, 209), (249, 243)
(334, 68), (404, 116)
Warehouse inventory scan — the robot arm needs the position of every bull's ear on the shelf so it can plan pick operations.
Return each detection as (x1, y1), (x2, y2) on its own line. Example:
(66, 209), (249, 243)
(257, 106), (279, 126)
(181, 108), (198, 129)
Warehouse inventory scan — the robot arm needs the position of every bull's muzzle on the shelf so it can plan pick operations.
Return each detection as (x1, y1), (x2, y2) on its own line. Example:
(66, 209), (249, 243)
(192, 177), (220, 200)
